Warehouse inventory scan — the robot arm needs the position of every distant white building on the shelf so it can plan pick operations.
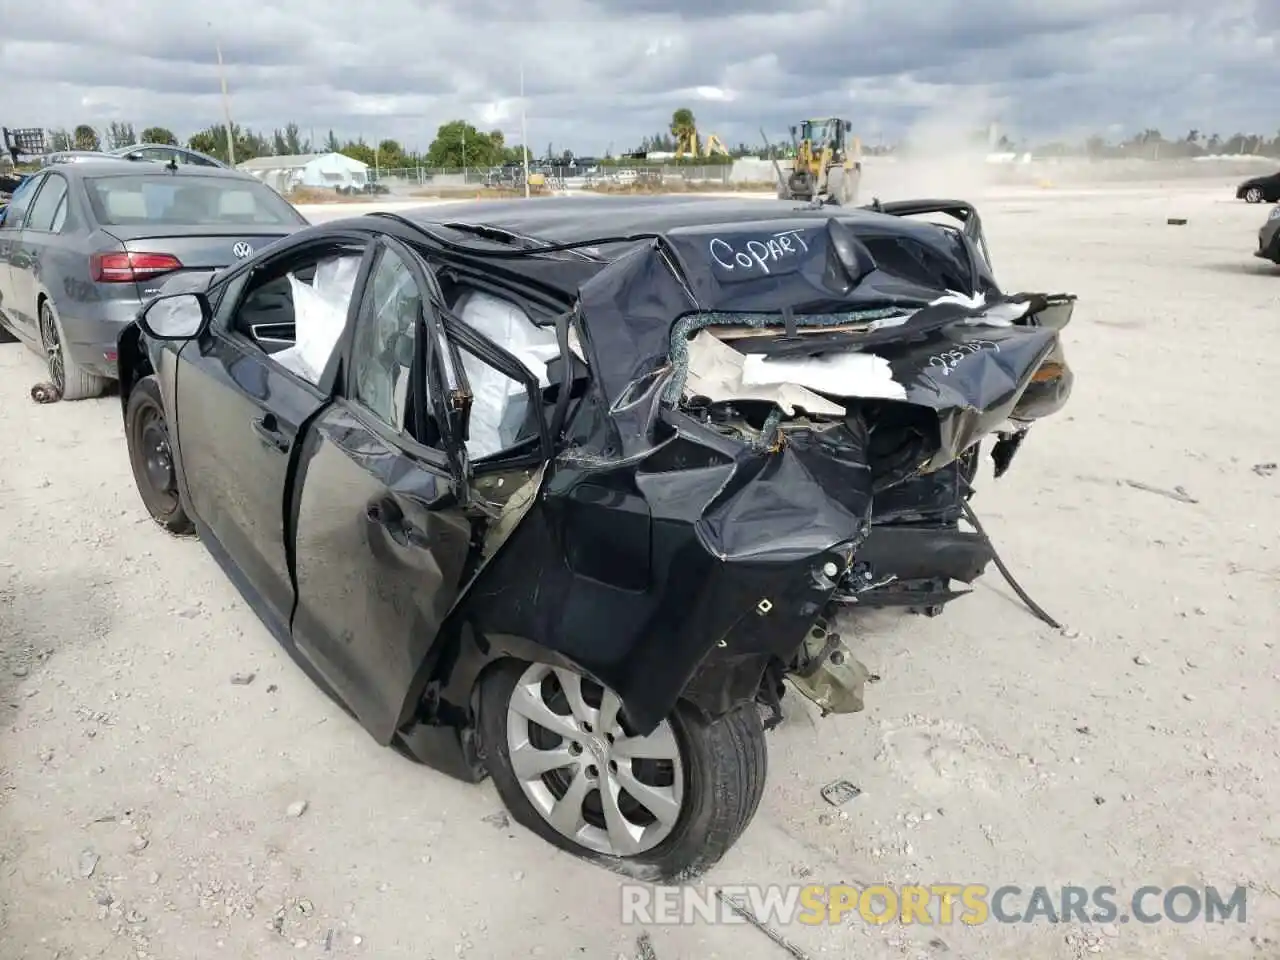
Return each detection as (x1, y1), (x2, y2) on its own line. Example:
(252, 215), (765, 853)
(237, 152), (369, 193)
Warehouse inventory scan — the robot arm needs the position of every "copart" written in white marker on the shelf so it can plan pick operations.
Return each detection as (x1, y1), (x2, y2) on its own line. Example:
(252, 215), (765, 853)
(709, 229), (810, 274)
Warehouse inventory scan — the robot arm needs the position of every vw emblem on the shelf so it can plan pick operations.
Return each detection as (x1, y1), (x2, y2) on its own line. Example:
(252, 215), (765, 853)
(232, 242), (253, 259)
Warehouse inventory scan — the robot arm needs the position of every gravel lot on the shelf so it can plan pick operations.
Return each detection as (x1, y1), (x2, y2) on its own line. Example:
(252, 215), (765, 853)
(1, 178), (1278, 960)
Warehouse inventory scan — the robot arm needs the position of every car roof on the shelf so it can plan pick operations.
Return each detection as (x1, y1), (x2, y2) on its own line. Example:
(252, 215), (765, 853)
(40, 159), (257, 181)
(110, 143), (189, 152)
(109, 143), (225, 162)
(45, 150), (113, 161)
(404, 195), (959, 247)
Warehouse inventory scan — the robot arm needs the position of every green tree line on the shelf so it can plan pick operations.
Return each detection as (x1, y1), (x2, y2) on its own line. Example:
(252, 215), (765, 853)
(43, 119), (539, 170)
(39, 109), (753, 170)
(35, 114), (1280, 170)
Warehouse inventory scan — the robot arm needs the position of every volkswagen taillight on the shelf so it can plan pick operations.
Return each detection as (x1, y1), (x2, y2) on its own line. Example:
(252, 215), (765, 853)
(90, 251), (183, 283)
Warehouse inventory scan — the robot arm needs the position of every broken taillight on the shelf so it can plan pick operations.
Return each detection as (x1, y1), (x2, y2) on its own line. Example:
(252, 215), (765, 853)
(90, 251), (183, 283)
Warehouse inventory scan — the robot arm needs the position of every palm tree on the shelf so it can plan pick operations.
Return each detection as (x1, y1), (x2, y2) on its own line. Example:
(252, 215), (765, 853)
(670, 108), (697, 156)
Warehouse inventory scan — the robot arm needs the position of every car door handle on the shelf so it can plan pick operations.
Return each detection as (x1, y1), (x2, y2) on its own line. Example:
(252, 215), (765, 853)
(251, 414), (290, 453)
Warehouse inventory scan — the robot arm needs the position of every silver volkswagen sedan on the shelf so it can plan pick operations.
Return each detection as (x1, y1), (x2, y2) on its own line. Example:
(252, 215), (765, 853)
(0, 160), (307, 399)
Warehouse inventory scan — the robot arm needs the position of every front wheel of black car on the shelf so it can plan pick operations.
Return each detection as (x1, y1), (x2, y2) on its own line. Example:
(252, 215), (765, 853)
(1245, 187), (1263, 203)
(479, 660), (767, 881)
(125, 376), (194, 535)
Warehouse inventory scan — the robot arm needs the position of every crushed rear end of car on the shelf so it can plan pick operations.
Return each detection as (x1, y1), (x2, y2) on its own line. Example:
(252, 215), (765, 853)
(433, 204), (1074, 742)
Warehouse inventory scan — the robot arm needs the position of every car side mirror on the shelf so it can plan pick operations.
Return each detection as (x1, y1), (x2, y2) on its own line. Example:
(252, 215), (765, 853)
(138, 292), (211, 340)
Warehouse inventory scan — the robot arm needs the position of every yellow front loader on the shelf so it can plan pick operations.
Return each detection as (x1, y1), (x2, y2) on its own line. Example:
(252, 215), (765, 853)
(770, 117), (862, 205)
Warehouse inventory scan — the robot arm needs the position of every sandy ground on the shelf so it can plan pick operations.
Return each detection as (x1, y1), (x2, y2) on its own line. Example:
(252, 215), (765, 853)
(1, 177), (1278, 960)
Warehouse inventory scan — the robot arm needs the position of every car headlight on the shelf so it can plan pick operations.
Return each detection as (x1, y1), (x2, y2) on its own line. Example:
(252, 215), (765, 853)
(1269, 206), (1280, 221)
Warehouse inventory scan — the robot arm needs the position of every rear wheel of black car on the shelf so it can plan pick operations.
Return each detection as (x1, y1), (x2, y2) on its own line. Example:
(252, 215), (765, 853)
(1245, 187), (1264, 203)
(125, 375), (194, 535)
(38, 299), (109, 401)
(479, 659), (767, 881)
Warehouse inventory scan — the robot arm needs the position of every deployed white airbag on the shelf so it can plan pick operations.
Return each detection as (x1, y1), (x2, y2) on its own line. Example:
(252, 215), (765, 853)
(275, 254), (362, 384)
(741, 350), (907, 401)
(455, 290), (560, 459)
(684, 330), (844, 416)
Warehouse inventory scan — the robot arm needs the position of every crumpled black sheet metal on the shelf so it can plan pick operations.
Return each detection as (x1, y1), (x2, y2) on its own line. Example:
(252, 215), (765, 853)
(873, 457), (968, 525)
(575, 237), (1073, 482)
(436, 209), (1075, 735)
(871, 308), (1064, 471)
(665, 419), (874, 563)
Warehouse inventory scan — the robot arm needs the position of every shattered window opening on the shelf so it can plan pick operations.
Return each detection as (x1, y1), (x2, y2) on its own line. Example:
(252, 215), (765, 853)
(451, 289), (559, 461)
(664, 308), (909, 405)
(350, 246), (422, 433)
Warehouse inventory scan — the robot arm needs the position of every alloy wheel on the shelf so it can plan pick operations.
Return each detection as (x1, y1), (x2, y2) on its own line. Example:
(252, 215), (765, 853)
(1246, 187), (1263, 203)
(38, 304), (65, 393)
(505, 663), (685, 857)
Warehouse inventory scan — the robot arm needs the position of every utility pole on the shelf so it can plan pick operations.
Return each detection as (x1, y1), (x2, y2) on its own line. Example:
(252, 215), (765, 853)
(520, 63), (530, 198)
(461, 126), (467, 181)
(213, 36), (236, 166)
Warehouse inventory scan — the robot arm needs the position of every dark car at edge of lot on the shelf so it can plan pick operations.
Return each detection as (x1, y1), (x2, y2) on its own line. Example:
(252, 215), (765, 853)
(1236, 169), (1280, 203)
(1255, 203), (1280, 264)
(0, 160), (307, 399)
(114, 195), (1076, 881)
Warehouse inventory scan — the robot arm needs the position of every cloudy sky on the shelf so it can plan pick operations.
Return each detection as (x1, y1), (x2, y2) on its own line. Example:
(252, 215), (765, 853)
(3, 0), (1277, 155)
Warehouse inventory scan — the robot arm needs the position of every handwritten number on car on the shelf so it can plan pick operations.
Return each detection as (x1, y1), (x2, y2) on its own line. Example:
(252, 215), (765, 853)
(928, 340), (1000, 376)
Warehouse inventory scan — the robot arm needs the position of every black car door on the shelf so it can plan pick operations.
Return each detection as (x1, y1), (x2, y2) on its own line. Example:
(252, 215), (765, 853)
(289, 235), (481, 744)
(171, 237), (372, 638)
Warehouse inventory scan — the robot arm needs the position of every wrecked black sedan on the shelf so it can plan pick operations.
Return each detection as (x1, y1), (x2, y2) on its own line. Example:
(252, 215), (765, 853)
(117, 196), (1074, 880)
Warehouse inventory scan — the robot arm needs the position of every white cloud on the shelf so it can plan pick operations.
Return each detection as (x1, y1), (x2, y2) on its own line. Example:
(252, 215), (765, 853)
(2, 0), (1276, 154)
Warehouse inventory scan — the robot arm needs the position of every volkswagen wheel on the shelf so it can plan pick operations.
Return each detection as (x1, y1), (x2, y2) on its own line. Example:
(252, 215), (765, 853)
(38, 299), (109, 400)
(479, 659), (767, 881)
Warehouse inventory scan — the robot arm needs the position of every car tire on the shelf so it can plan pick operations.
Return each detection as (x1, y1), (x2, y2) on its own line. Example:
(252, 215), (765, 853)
(38, 299), (109, 401)
(479, 659), (767, 882)
(1245, 187), (1263, 203)
(125, 375), (195, 535)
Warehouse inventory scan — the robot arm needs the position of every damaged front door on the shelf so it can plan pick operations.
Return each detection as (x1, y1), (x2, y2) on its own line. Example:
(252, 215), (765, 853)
(289, 236), (474, 744)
